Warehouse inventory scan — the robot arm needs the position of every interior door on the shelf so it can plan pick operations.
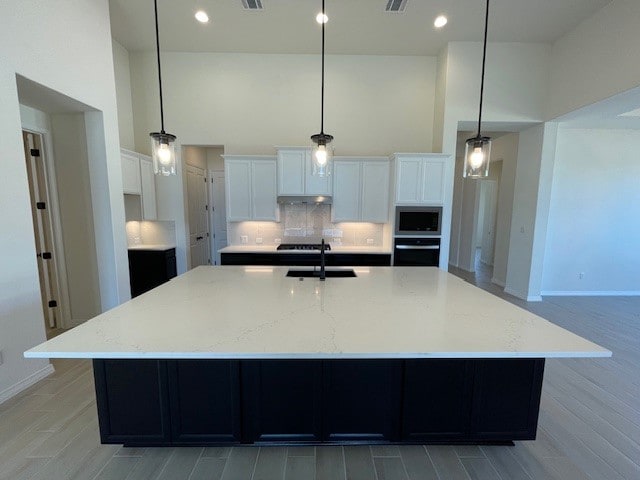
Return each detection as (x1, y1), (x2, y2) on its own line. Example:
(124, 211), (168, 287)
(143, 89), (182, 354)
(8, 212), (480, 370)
(186, 165), (210, 268)
(480, 180), (498, 266)
(23, 131), (62, 330)
(210, 170), (227, 265)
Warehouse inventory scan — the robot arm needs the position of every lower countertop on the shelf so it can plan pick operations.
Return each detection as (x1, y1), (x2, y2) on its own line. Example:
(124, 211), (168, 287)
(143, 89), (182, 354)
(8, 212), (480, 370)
(219, 245), (392, 254)
(24, 266), (611, 360)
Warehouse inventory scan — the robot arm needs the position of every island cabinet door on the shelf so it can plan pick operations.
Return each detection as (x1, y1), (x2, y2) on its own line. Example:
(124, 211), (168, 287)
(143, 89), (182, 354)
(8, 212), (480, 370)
(241, 360), (323, 443)
(93, 360), (171, 446)
(322, 360), (403, 442)
(167, 360), (242, 444)
(401, 360), (474, 441)
(470, 359), (545, 441)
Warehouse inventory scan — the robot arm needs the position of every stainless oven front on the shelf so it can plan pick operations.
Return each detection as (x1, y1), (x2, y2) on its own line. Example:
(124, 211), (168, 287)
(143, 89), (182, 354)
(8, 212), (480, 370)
(395, 206), (442, 236)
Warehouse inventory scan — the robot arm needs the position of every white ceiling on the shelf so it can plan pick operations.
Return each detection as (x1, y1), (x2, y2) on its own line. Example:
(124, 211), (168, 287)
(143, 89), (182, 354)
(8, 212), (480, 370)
(109, 0), (611, 56)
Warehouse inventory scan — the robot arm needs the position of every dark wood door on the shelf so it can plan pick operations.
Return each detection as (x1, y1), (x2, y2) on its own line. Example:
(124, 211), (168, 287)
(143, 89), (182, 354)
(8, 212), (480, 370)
(167, 360), (241, 444)
(401, 359), (474, 441)
(323, 360), (402, 442)
(241, 360), (323, 443)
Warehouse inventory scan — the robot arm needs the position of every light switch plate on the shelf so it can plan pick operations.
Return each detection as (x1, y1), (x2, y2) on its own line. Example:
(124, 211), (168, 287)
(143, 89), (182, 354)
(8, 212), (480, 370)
(0, 350), (4, 366)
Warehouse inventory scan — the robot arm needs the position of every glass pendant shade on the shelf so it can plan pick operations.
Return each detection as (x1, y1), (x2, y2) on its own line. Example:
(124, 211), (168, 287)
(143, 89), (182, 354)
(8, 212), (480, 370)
(311, 133), (333, 177)
(463, 136), (491, 178)
(150, 132), (177, 176)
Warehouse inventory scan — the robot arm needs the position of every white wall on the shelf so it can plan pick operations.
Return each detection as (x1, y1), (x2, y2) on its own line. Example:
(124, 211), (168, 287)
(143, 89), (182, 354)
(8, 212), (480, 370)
(112, 40), (135, 150)
(491, 133), (520, 287)
(542, 128), (640, 295)
(130, 52), (436, 156)
(0, 0), (127, 402)
(546, 0), (640, 120)
(50, 113), (102, 323)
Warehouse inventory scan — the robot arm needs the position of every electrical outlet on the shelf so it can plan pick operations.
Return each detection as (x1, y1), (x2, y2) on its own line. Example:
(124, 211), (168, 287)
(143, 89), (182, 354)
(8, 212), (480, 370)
(366, 238), (374, 245)
(241, 235), (248, 244)
(579, 272), (585, 279)
(520, 226), (525, 233)
(256, 237), (263, 244)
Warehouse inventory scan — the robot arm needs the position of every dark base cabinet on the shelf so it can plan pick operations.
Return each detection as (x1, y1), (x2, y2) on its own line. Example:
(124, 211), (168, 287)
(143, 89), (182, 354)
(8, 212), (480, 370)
(128, 248), (177, 298)
(93, 358), (544, 447)
(221, 252), (391, 267)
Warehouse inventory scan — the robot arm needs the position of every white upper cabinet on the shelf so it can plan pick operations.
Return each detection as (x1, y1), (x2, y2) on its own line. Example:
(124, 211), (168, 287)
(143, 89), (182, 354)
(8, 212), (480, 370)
(121, 149), (157, 220)
(139, 155), (157, 220)
(332, 158), (390, 223)
(225, 156), (279, 222)
(277, 147), (331, 196)
(394, 154), (449, 205)
(121, 151), (141, 195)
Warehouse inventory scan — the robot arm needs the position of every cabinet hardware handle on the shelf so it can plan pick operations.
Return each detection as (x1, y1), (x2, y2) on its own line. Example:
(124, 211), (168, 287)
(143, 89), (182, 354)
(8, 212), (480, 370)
(395, 245), (439, 250)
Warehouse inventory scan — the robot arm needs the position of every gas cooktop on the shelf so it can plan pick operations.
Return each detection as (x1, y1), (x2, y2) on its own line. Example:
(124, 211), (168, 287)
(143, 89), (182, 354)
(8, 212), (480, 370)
(276, 243), (331, 251)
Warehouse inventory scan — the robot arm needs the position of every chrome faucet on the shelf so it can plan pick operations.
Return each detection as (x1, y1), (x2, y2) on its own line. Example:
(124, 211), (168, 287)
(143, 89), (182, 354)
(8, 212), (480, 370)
(319, 238), (326, 281)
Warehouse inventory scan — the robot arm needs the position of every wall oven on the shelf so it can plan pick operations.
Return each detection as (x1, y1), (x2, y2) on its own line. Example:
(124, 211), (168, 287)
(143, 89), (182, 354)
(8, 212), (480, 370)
(393, 237), (440, 267)
(395, 206), (442, 236)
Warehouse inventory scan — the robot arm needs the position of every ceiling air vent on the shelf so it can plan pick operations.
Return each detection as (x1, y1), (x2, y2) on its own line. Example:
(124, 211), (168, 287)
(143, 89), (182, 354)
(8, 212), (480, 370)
(241, 0), (264, 10)
(385, 0), (407, 13)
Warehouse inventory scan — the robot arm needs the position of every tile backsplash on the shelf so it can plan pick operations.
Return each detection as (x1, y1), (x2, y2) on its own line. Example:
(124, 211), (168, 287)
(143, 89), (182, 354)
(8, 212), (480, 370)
(228, 205), (386, 247)
(126, 220), (176, 246)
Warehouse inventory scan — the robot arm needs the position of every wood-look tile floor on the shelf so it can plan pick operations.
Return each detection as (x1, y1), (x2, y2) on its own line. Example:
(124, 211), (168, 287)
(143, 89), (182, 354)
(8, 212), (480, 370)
(1, 265), (639, 479)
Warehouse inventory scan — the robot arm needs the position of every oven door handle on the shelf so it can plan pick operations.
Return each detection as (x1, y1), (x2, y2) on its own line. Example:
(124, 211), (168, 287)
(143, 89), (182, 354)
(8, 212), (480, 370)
(395, 245), (440, 250)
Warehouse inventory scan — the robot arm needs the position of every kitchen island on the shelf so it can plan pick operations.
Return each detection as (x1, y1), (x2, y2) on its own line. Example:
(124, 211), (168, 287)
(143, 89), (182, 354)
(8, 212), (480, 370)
(25, 266), (610, 446)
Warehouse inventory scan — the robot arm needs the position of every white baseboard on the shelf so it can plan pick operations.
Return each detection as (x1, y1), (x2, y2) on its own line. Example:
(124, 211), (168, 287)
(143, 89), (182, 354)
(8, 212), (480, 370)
(491, 277), (506, 288)
(527, 295), (543, 302)
(0, 363), (55, 405)
(504, 287), (527, 301)
(540, 290), (640, 297)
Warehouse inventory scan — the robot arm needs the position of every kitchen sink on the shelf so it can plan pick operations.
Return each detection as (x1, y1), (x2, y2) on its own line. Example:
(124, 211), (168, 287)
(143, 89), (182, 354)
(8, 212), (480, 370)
(286, 269), (357, 278)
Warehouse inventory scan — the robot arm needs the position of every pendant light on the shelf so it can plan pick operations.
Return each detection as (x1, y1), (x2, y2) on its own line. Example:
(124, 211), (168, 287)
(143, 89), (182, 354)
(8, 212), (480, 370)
(149, 0), (177, 176)
(310, 0), (333, 177)
(463, 0), (491, 178)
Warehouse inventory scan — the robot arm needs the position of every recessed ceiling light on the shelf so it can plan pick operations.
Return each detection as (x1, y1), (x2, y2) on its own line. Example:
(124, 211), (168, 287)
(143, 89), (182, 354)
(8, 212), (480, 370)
(195, 10), (209, 23)
(316, 12), (328, 24)
(434, 15), (448, 28)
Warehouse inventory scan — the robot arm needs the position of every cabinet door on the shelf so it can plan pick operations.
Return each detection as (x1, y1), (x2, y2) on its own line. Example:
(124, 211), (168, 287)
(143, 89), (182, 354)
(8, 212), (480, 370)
(93, 360), (171, 446)
(242, 360), (323, 443)
(332, 161), (361, 222)
(139, 156), (157, 220)
(121, 152), (141, 194)
(168, 360), (241, 444)
(361, 161), (390, 223)
(305, 150), (332, 195)
(421, 159), (445, 204)
(225, 160), (252, 221)
(251, 160), (278, 221)
(277, 150), (306, 195)
(395, 158), (422, 204)
(323, 360), (402, 442)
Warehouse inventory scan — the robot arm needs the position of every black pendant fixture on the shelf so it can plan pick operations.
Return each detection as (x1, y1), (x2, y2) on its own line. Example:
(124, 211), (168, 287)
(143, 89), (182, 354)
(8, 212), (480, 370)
(149, 0), (177, 176)
(310, 0), (333, 177)
(464, 0), (491, 178)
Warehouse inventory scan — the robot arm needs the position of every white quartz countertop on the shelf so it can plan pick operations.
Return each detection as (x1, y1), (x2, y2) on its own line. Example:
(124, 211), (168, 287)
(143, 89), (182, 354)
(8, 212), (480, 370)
(128, 244), (176, 251)
(25, 266), (611, 360)
(219, 245), (392, 254)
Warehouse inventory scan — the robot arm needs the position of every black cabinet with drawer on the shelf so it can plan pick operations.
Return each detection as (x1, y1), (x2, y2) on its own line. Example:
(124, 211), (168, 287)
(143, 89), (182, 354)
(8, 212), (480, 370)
(128, 248), (177, 298)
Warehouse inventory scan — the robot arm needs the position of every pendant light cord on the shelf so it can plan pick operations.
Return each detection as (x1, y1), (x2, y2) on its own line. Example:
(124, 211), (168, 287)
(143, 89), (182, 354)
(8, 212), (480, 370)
(154, 0), (166, 134)
(477, 0), (489, 138)
(320, 0), (325, 134)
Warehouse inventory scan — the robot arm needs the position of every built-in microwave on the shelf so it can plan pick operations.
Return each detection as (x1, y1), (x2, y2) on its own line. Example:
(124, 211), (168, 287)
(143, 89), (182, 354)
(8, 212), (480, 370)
(395, 206), (442, 236)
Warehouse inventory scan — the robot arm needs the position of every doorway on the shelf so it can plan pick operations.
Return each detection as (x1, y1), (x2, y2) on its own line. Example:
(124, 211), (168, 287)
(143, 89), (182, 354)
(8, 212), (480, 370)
(478, 180), (498, 268)
(23, 131), (65, 336)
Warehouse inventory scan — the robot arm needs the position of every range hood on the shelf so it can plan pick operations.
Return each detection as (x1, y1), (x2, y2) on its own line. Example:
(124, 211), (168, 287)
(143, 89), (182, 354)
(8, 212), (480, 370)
(277, 195), (332, 205)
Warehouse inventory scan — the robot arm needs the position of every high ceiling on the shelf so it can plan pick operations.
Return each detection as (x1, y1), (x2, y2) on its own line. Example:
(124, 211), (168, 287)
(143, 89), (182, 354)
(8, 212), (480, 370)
(109, 0), (611, 56)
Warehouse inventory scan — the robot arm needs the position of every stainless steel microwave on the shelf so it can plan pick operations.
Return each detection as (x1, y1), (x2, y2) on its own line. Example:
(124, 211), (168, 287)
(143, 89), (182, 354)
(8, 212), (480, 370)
(395, 206), (442, 236)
